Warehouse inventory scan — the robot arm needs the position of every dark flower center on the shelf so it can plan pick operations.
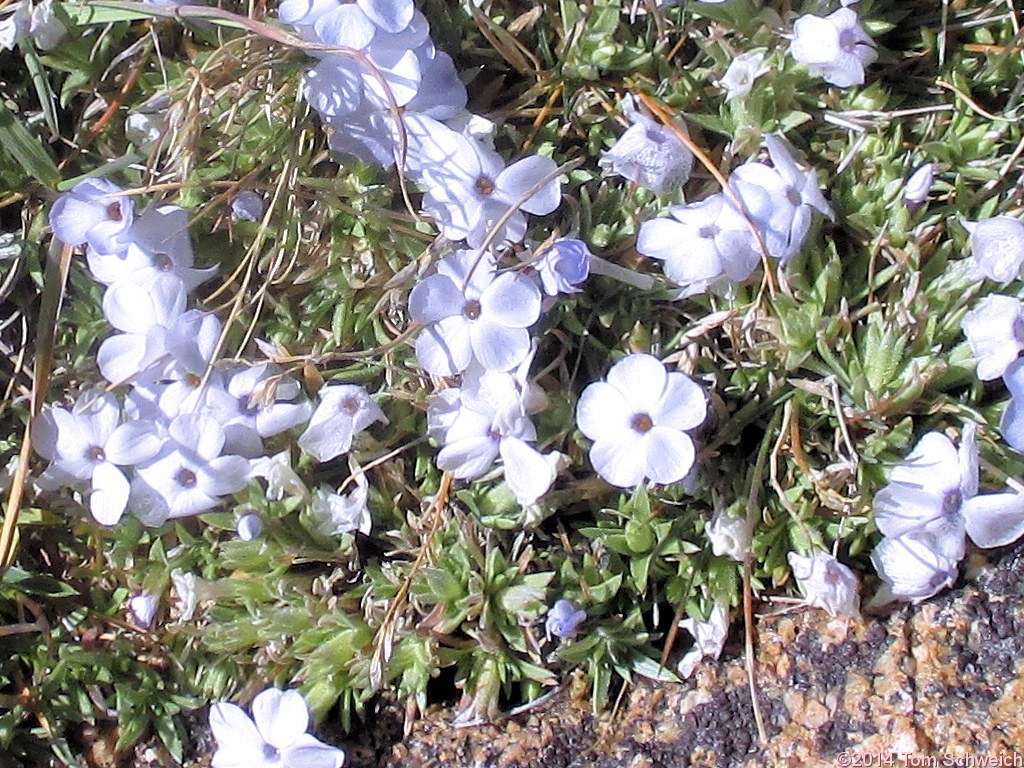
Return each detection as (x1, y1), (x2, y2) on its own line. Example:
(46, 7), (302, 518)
(175, 468), (198, 488)
(185, 374), (202, 388)
(152, 252), (174, 271)
(631, 413), (654, 433)
(475, 176), (495, 196)
(839, 28), (859, 53)
(238, 395), (258, 416)
(463, 299), (482, 320)
(341, 396), (360, 415)
(107, 202), (123, 221)
(87, 445), (106, 462)
(698, 224), (719, 239)
(262, 743), (281, 761)
(786, 187), (801, 206)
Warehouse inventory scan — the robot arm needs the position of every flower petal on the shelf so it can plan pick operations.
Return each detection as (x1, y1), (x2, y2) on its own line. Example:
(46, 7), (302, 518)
(415, 315), (473, 376)
(496, 155), (561, 215)
(479, 272), (541, 329)
(640, 427), (695, 485)
(469, 320), (530, 372)
(576, 381), (631, 442)
(499, 436), (557, 505)
(252, 688), (310, 749)
(590, 433), (648, 488)
(606, 354), (667, 416)
(409, 274), (463, 324)
(963, 492), (1024, 549)
(90, 462), (130, 526)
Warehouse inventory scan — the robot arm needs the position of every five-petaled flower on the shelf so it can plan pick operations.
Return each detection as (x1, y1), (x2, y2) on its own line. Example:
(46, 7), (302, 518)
(576, 354), (706, 488)
(209, 687), (346, 768)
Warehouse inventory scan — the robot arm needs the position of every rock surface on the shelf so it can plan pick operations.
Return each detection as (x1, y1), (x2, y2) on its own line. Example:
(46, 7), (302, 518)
(369, 545), (1024, 768)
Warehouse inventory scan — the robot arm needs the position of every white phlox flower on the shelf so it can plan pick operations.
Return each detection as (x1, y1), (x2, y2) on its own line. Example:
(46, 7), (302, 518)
(636, 192), (761, 296)
(408, 117), (561, 248)
(870, 423), (1024, 604)
(427, 356), (559, 506)
(206, 365), (314, 457)
(545, 599), (586, 640)
(130, 413), (250, 524)
(677, 598), (729, 679)
(961, 294), (1024, 381)
(49, 178), (135, 254)
(787, 550), (860, 617)
(309, 470), (371, 536)
(729, 134), (834, 263)
(789, 7), (877, 88)
(576, 354), (707, 489)
(33, 389), (163, 525)
(86, 204), (215, 293)
(0, 0), (65, 51)
(209, 687), (346, 768)
(705, 505), (749, 562)
(297, 384), (388, 463)
(965, 216), (1024, 284)
(598, 95), (693, 195)
(409, 249), (541, 376)
(718, 50), (767, 102)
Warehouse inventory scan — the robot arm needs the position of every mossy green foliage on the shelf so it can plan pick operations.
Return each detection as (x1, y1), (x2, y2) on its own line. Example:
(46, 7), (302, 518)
(2, 0), (1024, 762)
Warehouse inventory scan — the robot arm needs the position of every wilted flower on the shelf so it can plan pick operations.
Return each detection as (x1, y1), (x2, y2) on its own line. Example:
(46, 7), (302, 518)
(309, 471), (371, 536)
(787, 551), (859, 617)
(209, 687), (346, 768)
(718, 50), (767, 102)
(965, 216), (1024, 284)
(705, 506), (749, 562)
(729, 134), (834, 263)
(576, 354), (706, 488)
(545, 599), (586, 640)
(903, 163), (936, 208)
(297, 384), (387, 463)
(870, 531), (959, 607)
(408, 249), (541, 376)
(789, 7), (877, 88)
(677, 598), (729, 678)
(427, 356), (560, 506)
(961, 294), (1024, 381)
(249, 450), (310, 501)
(598, 95), (693, 195)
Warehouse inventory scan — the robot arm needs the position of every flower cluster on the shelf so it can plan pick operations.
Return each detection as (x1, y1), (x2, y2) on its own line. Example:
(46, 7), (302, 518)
(0, 0), (65, 51)
(869, 424), (1024, 606)
(37, 179), (385, 531)
(637, 133), (833, 296)
(281, 0), (561, 250)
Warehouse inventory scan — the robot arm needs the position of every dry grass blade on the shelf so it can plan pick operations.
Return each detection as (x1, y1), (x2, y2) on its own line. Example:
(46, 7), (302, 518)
(0, 239), (73, 575)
